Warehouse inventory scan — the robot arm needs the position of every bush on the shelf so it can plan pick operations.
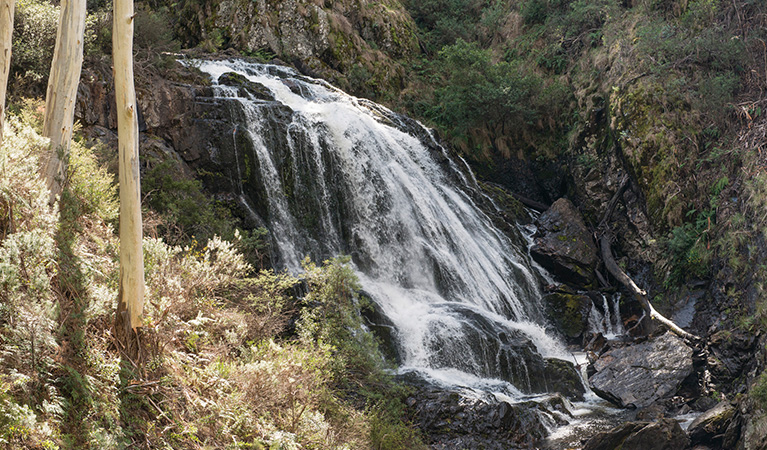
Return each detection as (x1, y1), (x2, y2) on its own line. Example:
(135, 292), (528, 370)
(141, 158), (238, 245)
(0, 114), (63, 447)
(10, 0), (59, 97)
(427, 40), (542, 150)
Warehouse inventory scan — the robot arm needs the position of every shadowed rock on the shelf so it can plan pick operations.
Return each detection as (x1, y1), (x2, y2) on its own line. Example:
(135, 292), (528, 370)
(531, 198), (598, 288)
(583, 418), (690, 450)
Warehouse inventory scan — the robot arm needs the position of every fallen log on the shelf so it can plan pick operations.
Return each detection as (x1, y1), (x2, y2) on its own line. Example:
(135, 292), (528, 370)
(597, 174), (699, 343)
(599, 234), (699, 343)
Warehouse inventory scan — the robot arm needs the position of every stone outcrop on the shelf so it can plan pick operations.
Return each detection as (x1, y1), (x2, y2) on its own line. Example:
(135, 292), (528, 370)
(687, 401), (737, 447)
(174, 0), (418, 99)
(407, 387), (556, 450)
(542, 285), (593, 344)
(583, 418), (690, 450)
(531, 198), (599, 288)
(588, 332), (694, 408)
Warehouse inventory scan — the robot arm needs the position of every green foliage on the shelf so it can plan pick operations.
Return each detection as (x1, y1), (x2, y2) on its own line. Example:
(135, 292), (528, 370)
(667, 221), (711, 283)
(298, 257), (425, 448)
(142, 158), (238, 245)
(10, 0), (59, 97)
(521, 0), (549, 25)
(134, 5), (180, 52)
(68, 136), (119, 223)
(665, 175), (731, 284)
(0, 112), (65, 448)
(428, 39), (541, 141)
(752, 371), (767, 410)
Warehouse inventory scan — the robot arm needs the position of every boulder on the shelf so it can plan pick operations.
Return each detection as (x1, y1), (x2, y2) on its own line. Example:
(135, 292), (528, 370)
(543, 288), (592, 343)
(218, 72), (275, 101)
(583, 418), (690, 450)
(706, 330), (757, 392)
(589, 332), (694, 408)
(687, 401), (736, 445)
(408, 388), (550, 449)
(531, 198), (598, 288)
(544, 358), (586, 401)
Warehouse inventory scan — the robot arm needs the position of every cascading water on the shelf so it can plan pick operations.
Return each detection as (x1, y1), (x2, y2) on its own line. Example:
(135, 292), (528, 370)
(588, 293), (626, 340)
(191, 59), (573, 398)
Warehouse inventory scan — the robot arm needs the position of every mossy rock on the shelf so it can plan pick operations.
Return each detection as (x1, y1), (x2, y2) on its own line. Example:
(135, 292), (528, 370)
(543, 291), (591, 343)
(218, 72), (275, 101)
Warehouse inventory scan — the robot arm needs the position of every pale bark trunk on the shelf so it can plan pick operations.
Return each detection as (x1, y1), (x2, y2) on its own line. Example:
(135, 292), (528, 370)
(42, 0), (86, 202)
(113, 0), (144, 359)
(600, 235), (699, 342)
(0, 0), (14, 148)
(597, 175), (698, 342)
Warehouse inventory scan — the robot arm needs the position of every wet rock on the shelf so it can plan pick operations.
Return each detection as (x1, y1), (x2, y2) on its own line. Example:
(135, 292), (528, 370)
(545, 292), (593, 344)
(583, 418), (690, 450)
(742, 412), (767, 450)
(218, 72), (275, 101)
(582, 421), (648, 450)
(687, 402), (735, 445)
(531, 198), (598, 288)
(706, 330), (757, 393)
(544, 358), (586, 401)
(408, 388), (550, 449)
(692, 396), (720, 412)
(583, 331), (608, 354)
(589, 332), (694, 408)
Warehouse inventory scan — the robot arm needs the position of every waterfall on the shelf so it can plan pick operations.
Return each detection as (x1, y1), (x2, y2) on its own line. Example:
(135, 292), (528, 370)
(587, 293), (626, 340)
(192, 59), (569, 397)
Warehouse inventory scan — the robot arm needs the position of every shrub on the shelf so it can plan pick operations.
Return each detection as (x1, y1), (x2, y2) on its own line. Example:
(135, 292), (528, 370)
(427, 39), (543, 152)
(141, 158), (237, 245)
(10, 0), (59, 97)
(0, 114), (63, 447)
(751, 371), (767, 410)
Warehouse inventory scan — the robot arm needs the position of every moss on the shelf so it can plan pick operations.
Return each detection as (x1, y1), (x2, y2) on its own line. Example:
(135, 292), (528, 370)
(544, 292), (588, 339)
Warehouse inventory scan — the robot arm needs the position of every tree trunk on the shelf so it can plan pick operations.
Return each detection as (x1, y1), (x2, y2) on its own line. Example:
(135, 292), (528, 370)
(113, 0), (145, 363)
(42, 0), (86, 202)
(0, 0), (14, 148)
(599, 234), (699, 342)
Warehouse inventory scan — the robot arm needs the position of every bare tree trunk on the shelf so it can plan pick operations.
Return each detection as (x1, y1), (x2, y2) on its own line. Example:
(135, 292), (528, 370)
(42, 0), (86, 202)
(599, 235), (699, 342)
(113, 0), (145, 363)
(0, 0), (14, 148)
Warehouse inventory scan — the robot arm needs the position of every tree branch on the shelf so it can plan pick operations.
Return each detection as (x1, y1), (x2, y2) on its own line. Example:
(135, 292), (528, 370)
(600, 235), (699, 342)
(597, 174), (699, 342)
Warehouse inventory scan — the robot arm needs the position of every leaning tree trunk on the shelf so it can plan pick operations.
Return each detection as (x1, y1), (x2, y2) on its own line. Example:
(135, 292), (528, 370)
(0, 0), (14, 148)
(599, 235), (698, 342)
(596, 175), (699, 343)
(42, 0), (86, 202)
(113, 0), (145, 363)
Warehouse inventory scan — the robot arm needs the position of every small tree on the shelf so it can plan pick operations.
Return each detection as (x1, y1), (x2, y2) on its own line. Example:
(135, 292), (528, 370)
(0, 0), (14, 147)
(113, 0), (145, 361)
(41, 0), (87, 202)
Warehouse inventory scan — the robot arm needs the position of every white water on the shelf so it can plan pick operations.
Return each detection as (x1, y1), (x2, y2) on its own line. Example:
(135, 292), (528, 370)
(588, 293), (626, 340)
(192, 59), (571, 396)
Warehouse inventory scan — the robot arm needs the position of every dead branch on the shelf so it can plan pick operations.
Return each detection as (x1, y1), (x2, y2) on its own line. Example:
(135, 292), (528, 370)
(597, 174), (700, 342)
(599, 235), (699, 342)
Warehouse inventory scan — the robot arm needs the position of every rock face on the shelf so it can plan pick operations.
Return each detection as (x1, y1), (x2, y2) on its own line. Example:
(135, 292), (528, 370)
(531, 198), (598, 288)
(173, 0), (418, 99)
(408, 388), (552, 450)
(583, 418), (690, 450)
(542, 286), (593, 344)
(589, 332), (694, 408)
